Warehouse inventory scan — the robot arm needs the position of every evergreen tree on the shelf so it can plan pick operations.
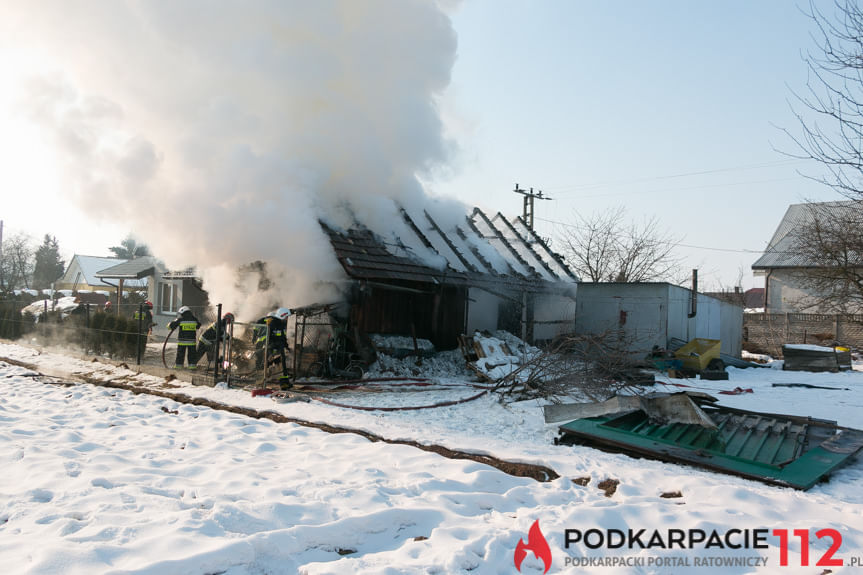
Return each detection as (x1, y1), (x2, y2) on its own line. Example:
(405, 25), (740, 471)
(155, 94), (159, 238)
(109, 234), (151, 259)
(32, 235), (66, 289)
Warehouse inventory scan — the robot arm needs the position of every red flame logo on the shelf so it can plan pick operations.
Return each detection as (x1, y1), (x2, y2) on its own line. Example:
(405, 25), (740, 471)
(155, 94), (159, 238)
(514, 519), (552, 573)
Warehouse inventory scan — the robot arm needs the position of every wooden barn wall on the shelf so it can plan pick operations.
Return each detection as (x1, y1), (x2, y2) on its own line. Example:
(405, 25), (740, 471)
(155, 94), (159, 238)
(349, 283), (466, 350)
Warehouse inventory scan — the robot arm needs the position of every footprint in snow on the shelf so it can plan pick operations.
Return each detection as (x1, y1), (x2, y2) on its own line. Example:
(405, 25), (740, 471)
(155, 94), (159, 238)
(91, 478), (116, 489)
(64, 461), (81, 477)
(59, 519), (87, 536)
(29, 489), (53, 503)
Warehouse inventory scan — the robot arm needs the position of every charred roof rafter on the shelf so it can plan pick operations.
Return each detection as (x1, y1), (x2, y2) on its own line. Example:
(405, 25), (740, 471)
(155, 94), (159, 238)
(492, 212), (559, 280)
(471, 208), (539, 279)
(462, 217), (518, 277)
(399, 207), (438, 253)
(423, 210), (478, 273)
(514, 216), (580, 281)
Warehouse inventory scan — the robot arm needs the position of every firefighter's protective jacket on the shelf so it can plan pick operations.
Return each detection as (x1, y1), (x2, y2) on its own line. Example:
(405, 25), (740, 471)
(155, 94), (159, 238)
(169, 310), (200, 346)
(253, 316), (287, 350)
(199, 319), (230, 345)
(133, 308), (154, 330)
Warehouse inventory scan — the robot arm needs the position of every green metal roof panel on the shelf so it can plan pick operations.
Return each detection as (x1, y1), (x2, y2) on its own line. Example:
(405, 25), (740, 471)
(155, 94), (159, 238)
(559, 402), (863, 490)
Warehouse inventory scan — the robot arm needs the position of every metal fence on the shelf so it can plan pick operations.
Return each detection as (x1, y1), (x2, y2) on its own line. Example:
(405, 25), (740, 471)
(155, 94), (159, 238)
(0, 297), (362, 384)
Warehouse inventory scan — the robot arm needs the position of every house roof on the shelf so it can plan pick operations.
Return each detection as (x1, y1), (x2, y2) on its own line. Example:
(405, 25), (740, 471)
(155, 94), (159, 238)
(744, 287), (765, 308)
(321, 206), (579, 292)
(64, 255), (146, 288)
(752, 201), (862, 269)
(95, 256), (161, 280)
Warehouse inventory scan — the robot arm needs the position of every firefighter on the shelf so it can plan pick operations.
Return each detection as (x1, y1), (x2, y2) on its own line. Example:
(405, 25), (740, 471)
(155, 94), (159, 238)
(254, 307), (292, 380)
(169, 306), (201, 369)
(196, 312), (234, 366)
(133, 301), (155, 337)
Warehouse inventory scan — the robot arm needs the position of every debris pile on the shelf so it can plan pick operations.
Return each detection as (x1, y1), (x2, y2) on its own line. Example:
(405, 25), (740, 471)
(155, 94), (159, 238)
(21, 296), (80, 322)
(553, 391), (863, 490)
(782, 343), (852, 372)
(458, 331), (541, 383)
(366, 348), (471, 379)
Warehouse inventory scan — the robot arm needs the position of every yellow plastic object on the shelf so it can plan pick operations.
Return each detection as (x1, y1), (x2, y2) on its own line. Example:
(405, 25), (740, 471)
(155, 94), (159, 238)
(674, 338), (721, 371)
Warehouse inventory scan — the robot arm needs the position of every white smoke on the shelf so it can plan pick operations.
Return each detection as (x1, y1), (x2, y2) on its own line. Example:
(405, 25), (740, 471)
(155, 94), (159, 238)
(3, 1), (460, 317)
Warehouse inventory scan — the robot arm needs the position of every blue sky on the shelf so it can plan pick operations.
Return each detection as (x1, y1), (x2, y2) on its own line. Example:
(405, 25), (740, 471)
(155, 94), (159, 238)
(433, 0), (840, 289)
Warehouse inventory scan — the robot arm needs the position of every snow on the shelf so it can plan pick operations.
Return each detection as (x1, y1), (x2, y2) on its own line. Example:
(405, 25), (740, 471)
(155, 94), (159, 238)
(20, 297), (80, 321)
(2, 341), (863, 574)
(783, 343), (839, 352)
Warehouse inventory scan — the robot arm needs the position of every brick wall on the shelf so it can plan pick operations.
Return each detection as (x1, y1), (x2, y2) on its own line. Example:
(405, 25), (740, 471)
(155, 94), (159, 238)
(743, 313), (863, 357)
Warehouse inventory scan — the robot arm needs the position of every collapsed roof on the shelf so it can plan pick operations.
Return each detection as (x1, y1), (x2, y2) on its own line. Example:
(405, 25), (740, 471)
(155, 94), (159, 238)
(320, 206), (579, 292)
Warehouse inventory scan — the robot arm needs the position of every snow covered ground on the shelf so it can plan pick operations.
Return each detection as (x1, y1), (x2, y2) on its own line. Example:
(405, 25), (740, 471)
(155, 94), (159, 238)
(2, 340), (863, 574)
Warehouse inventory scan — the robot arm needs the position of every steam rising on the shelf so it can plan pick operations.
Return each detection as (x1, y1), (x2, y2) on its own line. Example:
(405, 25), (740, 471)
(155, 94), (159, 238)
(4, 1), (459, 318)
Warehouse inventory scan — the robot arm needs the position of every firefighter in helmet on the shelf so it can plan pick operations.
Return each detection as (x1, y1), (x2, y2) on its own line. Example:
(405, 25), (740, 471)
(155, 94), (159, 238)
(197, 312), (234, 367)
(169, 306), (201, 369)
(133, 301), (155, 337)
(254, 307), (292, 380)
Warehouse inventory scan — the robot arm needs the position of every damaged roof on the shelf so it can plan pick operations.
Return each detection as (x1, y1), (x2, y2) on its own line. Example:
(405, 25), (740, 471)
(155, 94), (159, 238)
(321, 206), (579, 290)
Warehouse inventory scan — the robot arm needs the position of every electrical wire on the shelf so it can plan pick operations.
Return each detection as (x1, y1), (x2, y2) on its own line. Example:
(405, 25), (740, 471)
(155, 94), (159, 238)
(543, 159), (807, 196)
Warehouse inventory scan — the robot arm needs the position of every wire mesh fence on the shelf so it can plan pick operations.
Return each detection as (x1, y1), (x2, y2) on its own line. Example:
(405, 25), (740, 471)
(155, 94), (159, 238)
(0, 296), (361, 385)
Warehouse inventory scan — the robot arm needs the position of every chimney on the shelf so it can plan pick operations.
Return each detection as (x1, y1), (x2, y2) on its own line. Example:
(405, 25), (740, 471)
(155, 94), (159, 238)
(688, 269), (698, 318)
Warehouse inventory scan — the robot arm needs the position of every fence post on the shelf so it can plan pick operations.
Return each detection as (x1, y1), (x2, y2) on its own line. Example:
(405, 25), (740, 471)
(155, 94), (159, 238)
(84, 303), (90, 351)
(136, 303), (143, 365)
(214, 304), (222, 384)
(263, 325), (270, 382)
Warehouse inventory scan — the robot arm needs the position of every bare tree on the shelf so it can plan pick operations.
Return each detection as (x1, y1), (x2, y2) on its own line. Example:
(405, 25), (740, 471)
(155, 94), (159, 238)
(558, 206), (683, 283)
(0, 232), (35, 290)
(784, 1), (863, 197)
(779, 1), (863, 311)
(788, 201), (863, 313)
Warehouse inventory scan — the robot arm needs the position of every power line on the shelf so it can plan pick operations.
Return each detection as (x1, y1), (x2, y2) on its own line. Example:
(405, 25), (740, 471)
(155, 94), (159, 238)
(544, 159), (808, 196)
(550, 176), (800, 200)
(536, 216), (769, 254)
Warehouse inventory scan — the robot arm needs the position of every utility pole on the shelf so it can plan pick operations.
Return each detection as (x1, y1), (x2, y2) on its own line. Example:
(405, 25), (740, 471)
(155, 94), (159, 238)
(513, 184), (551, 231)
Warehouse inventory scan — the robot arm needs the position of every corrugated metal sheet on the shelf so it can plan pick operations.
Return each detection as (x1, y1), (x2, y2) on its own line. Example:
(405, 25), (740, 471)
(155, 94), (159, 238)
(752, 201), (863, 269)
(558, 396), (863, 490)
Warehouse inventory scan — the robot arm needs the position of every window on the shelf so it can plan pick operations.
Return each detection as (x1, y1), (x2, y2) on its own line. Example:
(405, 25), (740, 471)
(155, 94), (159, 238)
(159, 282), (179, 314)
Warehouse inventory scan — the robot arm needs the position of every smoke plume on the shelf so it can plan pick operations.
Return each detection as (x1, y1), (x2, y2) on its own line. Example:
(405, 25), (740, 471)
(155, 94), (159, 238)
(3, 1), (459, 318)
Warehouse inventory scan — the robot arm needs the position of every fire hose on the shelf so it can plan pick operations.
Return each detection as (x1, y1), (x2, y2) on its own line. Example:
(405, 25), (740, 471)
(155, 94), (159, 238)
(161, 326), (177, 369)
(307, 387), (492, 411)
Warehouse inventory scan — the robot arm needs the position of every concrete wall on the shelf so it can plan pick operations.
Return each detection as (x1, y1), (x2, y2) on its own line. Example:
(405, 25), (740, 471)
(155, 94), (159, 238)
(744, 312), (863, 356)
(762, 268), (863, 314)
(764, 269), (818, 312)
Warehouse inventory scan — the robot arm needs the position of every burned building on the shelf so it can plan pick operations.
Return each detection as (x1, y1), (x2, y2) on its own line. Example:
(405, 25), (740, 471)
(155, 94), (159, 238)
(320, 207), (579, 350)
